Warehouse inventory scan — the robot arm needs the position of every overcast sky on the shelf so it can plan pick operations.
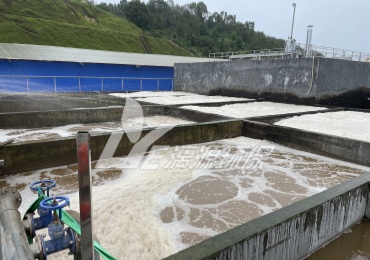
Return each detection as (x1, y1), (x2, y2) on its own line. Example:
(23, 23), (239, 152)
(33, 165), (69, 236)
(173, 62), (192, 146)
(97, 0), (370, 53)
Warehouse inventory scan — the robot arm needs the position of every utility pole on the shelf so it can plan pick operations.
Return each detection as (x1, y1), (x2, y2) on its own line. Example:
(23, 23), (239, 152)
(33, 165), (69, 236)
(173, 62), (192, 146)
(290, 3), (296, 39)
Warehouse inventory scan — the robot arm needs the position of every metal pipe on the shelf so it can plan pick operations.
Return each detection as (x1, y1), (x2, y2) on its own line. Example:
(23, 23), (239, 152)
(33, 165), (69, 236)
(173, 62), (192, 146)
(0, 188), (34, 260)
(291, 3), (296, 39)
(76, 132), (94, 260)
(26, 76), (29, 94)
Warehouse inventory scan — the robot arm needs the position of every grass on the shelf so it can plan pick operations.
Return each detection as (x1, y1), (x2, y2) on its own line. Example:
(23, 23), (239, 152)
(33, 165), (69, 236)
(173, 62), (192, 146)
(0, 0), (191, 55)
(144, 36), (192, 56)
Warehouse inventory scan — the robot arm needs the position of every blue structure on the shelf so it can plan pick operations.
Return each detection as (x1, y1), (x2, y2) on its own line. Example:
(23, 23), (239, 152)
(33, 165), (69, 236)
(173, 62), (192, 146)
(0, 60), (173, 92)
(0, 43), (209, 93)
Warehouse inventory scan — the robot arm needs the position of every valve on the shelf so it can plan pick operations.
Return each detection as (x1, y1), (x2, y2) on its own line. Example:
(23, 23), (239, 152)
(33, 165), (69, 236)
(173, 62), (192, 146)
(35, 226), (77, 259)
(30, 179), (56, 197)
(25, 180), (58, 238)
(39, 196), (70, 221)
(33, 196), (77, 259)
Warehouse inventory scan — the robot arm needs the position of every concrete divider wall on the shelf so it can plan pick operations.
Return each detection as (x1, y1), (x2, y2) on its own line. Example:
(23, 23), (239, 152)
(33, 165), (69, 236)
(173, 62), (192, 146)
(165, 173), (370, 260)
(243, 120), (370, 166)
(0, 107), (125, 129)
(174, 58), (370, 106)
(0, 120), (242, 175)
(142, 105), (228, 123)
(0, 93), (127, 113)
(0, 105), (228, 129)
(246, 107), (343, 124)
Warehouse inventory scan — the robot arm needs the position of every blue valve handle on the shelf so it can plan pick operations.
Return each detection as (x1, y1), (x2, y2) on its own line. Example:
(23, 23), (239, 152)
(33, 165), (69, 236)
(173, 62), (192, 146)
(40, 196), (70, 220)
(30, 180), (56, 196)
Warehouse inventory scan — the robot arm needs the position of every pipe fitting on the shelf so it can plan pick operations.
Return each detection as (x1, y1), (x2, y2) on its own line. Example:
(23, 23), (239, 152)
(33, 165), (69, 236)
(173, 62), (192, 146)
(0, 189), (34, 260)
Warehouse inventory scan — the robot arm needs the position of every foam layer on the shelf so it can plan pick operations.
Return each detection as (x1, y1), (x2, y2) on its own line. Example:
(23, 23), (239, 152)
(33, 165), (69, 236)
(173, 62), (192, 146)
(182, 102), (326, 118)
(110, 91), (195, 98)
(1, 137), (368, 259)
(275, 111), (370, 142)
(0, 116), (194, 143)
(136, 95), (252, 105)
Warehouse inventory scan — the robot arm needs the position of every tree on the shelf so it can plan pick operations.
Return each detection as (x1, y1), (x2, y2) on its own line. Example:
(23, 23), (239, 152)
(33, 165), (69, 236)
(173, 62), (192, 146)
(94, 0), (285, 57)
(146, 0), (171, 30)
(116, 0), (127, 16)
(124, 0), (150, 29)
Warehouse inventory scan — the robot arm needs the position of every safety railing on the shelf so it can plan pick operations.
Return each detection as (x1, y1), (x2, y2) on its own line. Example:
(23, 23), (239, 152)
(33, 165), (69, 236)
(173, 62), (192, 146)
(209, 48), (286, 60)
(297, 43), (370, 61)
(209, 43), (370, 62)
(0, 75), (174, 93)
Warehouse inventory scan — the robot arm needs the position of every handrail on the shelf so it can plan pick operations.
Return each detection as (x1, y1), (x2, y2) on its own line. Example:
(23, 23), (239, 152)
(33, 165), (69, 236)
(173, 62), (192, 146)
(0, 76), (174, 93)
(0, 75), (173, 80)
(209, 43), (370, 62)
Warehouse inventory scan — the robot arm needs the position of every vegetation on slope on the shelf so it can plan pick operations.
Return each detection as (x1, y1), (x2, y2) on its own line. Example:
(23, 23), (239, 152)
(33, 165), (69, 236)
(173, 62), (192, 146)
(97, 0), (285, 57)
(0, 0), (191, 55)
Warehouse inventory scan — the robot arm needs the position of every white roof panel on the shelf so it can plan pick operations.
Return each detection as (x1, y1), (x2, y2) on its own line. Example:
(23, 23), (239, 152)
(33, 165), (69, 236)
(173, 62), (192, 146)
(0, 43), (212, 67)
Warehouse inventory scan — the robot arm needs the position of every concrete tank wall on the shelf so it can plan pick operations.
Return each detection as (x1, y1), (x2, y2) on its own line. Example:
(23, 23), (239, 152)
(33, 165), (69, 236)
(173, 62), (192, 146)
(174, 58), (370, 106)
(0, 105), (226, 129)
(0, 120), (242, 175)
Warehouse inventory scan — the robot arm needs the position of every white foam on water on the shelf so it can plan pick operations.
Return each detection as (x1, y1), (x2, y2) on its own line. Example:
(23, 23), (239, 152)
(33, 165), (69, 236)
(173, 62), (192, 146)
(275, 110), (370, 142)
(0, 116), (194, 143)
(110, 91), (196, 98)
(2, 137), (369, 259)
(156, 137), (369, 252)
(182, 102), (326, 118)
(136, 95), (253, 105)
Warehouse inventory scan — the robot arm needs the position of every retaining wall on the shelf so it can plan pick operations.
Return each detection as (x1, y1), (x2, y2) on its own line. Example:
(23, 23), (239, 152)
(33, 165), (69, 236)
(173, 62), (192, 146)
(165, 173), (370, 260)
(174, 58), (370, 107)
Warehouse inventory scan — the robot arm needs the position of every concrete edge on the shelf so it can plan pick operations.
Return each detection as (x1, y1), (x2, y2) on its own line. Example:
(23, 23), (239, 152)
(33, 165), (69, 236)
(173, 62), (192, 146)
(170, 100), (257, 107)
(0, 120), (242, 175)
(0, 105), (229, 129)
(246, 107), (344, 124)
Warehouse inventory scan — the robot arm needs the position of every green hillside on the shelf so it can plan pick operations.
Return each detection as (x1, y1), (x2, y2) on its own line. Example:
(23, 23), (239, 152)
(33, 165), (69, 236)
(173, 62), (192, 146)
(0, 0), (191, 55)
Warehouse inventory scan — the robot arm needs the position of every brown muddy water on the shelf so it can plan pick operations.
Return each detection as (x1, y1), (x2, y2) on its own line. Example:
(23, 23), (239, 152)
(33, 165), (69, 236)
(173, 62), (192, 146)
(306, 220), (370, 260)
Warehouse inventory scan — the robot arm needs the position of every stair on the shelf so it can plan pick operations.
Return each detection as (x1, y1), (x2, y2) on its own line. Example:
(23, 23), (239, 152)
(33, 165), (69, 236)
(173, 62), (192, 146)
(139, 36), (151, 54)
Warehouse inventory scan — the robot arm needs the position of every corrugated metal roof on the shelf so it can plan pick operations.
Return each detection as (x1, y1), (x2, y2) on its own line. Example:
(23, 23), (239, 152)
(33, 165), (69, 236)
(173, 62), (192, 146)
(0, 43), (212, 67)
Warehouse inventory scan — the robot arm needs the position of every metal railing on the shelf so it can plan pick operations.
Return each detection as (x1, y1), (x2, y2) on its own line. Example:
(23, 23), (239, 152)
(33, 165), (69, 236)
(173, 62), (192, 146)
(209, 43), (370, 62)
(209, 48), (287, 60)
(0, 75), (174, 93)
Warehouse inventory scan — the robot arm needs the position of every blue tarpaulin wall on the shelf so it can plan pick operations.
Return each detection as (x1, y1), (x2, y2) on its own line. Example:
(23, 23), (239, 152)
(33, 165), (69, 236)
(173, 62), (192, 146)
(0, 60), (174, 92)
